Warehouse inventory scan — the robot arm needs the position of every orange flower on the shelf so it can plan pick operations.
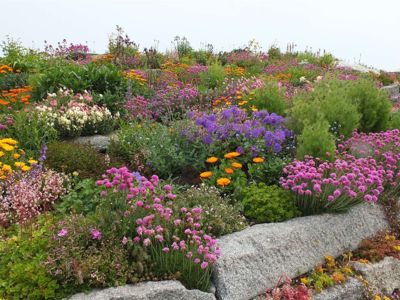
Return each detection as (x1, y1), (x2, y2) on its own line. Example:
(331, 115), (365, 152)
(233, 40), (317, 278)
(217, 177), (231, 187)
(231, 162), (242, 169)
(206, 157), (218, 163)
(224, 152), (240, 159)
(253, 157), (265, 163)
(200, 171), (213, 179)
(224, 168), (234, 174)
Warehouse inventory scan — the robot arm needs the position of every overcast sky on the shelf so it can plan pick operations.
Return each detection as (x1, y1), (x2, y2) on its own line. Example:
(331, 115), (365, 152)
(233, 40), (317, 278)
(1, 0), (399, 71)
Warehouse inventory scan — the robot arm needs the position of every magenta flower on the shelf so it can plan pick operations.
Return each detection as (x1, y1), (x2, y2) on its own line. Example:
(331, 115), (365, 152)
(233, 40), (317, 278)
(57, 228), (68, 237)
(90, 229), (102, 240)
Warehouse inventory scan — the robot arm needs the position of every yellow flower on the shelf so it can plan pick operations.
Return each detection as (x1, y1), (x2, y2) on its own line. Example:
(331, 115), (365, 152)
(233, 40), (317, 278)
(206, 157), (218, 164)
(14, 162), (25, 168)
(0, 151), (4, 158)
(385, 235), (396, 241)
(300, 277), (309, 285)
(224, 152), (240, 159)
(393, 245), (400, 251)
(231, 162), (242, 169)
(13, 153), (21, 159)
(72, 171), (79, 177)
(375, 296), (382, 300)
(253, 157), (265, 163)
(384, 297), (390, 300)
(200, 171), (213, 179)
(2, 164), (12, 172)
(357, 259), (369, 264)
(341, 267), (353, 275)
(224, 168), (234, 174)
(0, 138), (17, 145)
(217, 177), (231, 187)
(0, 143), (14, 151)
(331, 271), (345, 283)
(28, 159), (38, 165)
(21, 165), (30, 172)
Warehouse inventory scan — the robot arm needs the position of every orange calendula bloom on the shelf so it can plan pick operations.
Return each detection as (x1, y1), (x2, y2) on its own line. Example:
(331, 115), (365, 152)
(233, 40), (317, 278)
(13, 153), (21, 159)
(200, 171), (213, 179)
(231, 162), (242, 169)
(224, 152), (240, 159)
(217, 177), (231, 187)
(253, 157), (265, 163)
(224, 168), (234, 174)
(206, 157), (218, 164)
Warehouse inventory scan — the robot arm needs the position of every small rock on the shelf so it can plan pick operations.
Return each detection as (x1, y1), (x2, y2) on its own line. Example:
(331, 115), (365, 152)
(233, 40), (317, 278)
(71, 132), (118, 152)
(312, 278), (365, 300)
(353, 256), (400, 294)
(68, 280), (216, 300)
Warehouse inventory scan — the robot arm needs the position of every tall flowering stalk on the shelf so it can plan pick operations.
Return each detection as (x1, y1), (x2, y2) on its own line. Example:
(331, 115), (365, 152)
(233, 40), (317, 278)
(95, 167), (220, 290)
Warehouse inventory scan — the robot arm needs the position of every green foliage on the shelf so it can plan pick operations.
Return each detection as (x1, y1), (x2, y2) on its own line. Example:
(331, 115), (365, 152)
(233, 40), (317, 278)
(267, 45), (282, 60)
(4, 111), (58, 153)
(0, 71), (29, 90)
(45, 142), (110, 180)
(175, 185), (247, 237)
(310, 272), (335, 292)
(199, 63), (225, 90)
(290, 79), (361, 138)
(296, 120), (336, 160)
(46, 214), (153, 291)
(173, 36), (193, 59)
(56, 178), (102, 215)
(387, 110), (400, 129)
(0, 219), (63, 300)
(109, 120), (208, 180)
(248, 157), (290, 186)
(93, 90), (126, 114)
(31, 62), (125, 101)
(240, 183), (300, 223)
(347, 78), (392, 132)
(252, 81), (287, 115)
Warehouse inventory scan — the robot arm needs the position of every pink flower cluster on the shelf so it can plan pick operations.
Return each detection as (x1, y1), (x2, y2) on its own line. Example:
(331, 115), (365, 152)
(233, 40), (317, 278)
(281, 130), (400, 207)
(223, 76), (264, 97)
(0, 169), (67, 227)
(95, 167), (221, 269)
(280, 155), (385, 203)
(265, 277), (310, 300)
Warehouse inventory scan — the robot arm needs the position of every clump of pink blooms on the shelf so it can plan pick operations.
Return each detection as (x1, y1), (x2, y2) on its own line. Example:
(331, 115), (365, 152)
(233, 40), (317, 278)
(280, 130), (400, 208)
(280, 154), (385, 203)
(95, 167), (221, 270)
(264, 277), (310, 300)
(0, 169), (67, 227)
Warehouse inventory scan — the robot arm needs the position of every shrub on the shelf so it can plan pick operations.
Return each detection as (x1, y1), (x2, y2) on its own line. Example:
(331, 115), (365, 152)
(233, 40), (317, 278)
(199, 63), (225, 90)
(387, 111), (400, 129)
(240, 183), (299, 223)
(4, 110), (58, 153)
(109, 120), (208, 180)
(175, 185), (247, 237)
(45, 142), (110, 179)
(290, 79), (361, 138)
(31, 62), (125, 101)
(296, 120), (336, 161)
(56, 178), (102, 215)
(347, 78), (392, 132)
(0, 218), (63, 300)
(46, 214), (151, 292)
(252, 81), (287, 116)
(248, 156), (291, 186)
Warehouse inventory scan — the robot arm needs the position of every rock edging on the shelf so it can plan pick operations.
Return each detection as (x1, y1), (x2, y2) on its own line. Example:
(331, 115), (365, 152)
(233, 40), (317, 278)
(213, 203), (388, 300)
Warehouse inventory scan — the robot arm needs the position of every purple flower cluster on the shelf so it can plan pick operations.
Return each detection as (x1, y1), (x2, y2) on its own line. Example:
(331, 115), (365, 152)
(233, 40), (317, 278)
(186, 106), (289, 155)
(95, 167), (220, 270)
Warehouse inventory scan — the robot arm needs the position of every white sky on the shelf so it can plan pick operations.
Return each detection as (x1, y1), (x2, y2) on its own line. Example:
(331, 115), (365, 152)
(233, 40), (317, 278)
(1, 0), (399, 71)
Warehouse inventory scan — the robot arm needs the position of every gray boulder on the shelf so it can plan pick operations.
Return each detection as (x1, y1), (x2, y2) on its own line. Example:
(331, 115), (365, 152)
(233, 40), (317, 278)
(71, 132), (118, 152)
(213, 204), (388, 300)
(381, 84), (400, 101)
(312, 278), (365, 300)
(68, 280), (216, 300)
(353, 257), (400, 294)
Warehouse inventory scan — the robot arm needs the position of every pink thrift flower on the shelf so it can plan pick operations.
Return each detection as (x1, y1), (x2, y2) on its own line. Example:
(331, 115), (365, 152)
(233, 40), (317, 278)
(91, 229), (102, 240)
(201, 261), (209, 269)
(57, 228), (68, 237)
